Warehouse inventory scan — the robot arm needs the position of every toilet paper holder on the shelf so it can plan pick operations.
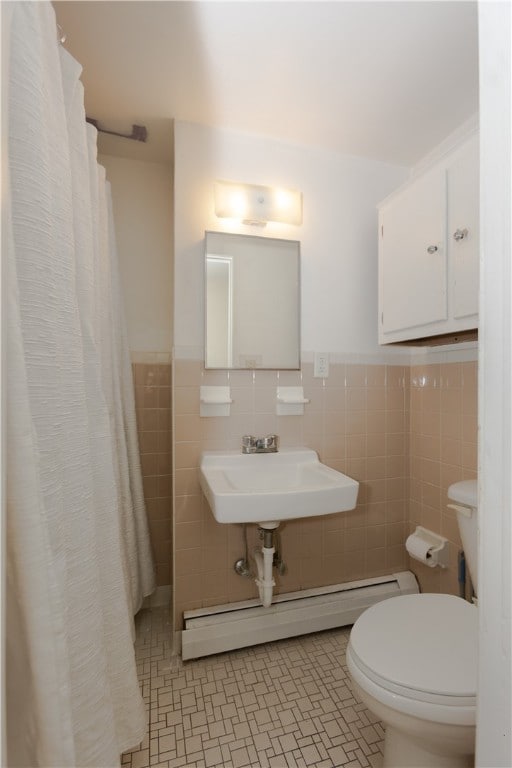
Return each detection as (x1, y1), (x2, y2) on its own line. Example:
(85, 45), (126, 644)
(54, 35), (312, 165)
(406, 526), (450, 569)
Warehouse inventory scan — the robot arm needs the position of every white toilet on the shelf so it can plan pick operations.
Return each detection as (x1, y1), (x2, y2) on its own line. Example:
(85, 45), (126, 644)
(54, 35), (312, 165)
(346, 480), (478, 768)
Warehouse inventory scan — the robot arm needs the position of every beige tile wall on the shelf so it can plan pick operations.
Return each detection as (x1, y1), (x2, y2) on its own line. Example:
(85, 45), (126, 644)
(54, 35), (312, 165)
(408, 361), (478, 594)
(173, 361), (410, 629)
(132, 362), (173, 587)
(129, 357), (477, 620)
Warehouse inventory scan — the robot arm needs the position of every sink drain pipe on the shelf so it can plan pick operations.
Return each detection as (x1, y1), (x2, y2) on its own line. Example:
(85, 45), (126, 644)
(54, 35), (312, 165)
(254, 526), (276, 608)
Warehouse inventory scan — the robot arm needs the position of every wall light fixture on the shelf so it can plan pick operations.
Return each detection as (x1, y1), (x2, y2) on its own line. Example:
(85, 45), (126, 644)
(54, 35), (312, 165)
(214, 180), (302, 226)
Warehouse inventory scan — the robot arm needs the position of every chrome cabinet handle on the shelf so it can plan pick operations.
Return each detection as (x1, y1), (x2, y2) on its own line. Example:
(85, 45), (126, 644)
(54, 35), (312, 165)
(427, 245), (438, 254)
(453, 228), (468, 242)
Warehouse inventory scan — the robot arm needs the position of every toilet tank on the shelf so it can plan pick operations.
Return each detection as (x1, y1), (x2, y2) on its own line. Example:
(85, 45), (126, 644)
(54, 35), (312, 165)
(448, 479), (478, 593)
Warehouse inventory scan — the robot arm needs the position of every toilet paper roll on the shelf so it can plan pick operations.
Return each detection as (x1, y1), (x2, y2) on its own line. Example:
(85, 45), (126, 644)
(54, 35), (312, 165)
(406, 533), (435, 567)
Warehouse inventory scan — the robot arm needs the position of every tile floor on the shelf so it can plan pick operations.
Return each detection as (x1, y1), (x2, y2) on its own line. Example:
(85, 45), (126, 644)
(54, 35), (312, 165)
(122, 607), (384, 768)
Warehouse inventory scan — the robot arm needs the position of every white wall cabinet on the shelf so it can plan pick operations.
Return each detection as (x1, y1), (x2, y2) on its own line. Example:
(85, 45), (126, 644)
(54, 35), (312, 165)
(378, 133), (479, 344)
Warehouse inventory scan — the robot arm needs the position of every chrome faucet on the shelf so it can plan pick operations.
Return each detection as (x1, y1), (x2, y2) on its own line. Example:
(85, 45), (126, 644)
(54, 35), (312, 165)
(241, 434), (279, 454)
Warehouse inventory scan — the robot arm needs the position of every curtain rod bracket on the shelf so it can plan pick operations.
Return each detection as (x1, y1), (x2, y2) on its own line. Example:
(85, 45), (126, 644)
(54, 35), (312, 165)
(86, 118), (148, 143)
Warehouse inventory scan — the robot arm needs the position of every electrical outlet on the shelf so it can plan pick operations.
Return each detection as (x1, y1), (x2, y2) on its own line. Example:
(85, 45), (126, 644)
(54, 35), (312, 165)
(314, 352), (329, 378)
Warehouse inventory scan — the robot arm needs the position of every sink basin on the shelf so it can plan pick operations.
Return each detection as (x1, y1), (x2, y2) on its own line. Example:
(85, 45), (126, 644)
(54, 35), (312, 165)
(199, 448), (359, 525)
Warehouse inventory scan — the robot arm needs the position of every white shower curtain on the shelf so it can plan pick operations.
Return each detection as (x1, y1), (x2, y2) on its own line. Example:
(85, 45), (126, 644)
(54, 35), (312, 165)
(4, 2), (156, 765)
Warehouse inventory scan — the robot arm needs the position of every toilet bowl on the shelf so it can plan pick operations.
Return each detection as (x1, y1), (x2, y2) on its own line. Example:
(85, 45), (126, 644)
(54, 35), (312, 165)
(346, 480), (478, 768)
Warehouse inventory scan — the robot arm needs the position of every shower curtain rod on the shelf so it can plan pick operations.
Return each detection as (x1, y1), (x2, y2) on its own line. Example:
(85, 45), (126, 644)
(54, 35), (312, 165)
(54, 23), (148, 143)
(85, 117), (148, 143)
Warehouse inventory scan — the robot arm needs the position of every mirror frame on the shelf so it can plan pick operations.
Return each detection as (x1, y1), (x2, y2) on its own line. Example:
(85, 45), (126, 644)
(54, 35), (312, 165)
(204, 231), (301, 370)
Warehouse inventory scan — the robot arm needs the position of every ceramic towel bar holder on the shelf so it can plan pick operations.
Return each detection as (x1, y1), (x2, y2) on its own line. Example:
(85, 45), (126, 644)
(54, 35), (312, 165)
(200, 386), (232, 417)
(276, 386), (310, 416)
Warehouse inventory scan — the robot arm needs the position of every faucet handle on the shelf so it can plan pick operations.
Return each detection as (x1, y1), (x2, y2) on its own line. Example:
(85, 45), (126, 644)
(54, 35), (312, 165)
(264, 434), (279, 451)
(242, 435), (256, 453)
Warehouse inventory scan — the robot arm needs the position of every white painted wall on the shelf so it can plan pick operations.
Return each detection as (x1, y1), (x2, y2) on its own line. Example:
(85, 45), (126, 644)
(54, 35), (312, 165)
(173, 121), (409, 359)
(100, 154), (173, 353)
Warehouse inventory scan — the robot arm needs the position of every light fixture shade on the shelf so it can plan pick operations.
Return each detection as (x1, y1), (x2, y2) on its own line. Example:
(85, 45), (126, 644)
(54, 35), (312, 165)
(214, 180), (302, 226)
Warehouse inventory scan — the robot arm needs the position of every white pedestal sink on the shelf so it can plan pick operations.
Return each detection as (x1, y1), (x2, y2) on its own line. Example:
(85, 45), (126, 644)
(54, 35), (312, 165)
(199, 447), (359, 527)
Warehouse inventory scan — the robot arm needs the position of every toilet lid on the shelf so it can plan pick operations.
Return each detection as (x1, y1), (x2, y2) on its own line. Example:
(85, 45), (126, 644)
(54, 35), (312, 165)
(349, 594), (477, 700)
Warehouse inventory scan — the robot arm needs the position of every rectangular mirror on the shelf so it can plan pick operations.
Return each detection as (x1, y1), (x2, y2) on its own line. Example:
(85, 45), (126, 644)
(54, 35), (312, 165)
(205, 231), (300, 369)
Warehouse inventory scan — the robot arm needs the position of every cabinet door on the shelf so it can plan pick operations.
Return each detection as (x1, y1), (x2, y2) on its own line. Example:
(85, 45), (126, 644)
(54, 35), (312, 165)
(380, 165), (447, 334)
(448, 134), (479, 319)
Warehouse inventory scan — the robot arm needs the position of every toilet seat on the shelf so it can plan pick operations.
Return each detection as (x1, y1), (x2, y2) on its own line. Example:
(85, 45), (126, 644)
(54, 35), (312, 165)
(347, 593), (477, 725)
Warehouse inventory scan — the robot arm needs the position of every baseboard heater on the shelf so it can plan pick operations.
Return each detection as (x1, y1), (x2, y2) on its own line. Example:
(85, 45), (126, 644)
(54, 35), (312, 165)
(181, 570), (418, 660)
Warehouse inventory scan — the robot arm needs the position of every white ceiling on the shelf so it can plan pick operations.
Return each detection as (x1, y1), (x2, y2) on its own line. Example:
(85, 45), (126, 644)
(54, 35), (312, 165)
(53, 1), (479, 167)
